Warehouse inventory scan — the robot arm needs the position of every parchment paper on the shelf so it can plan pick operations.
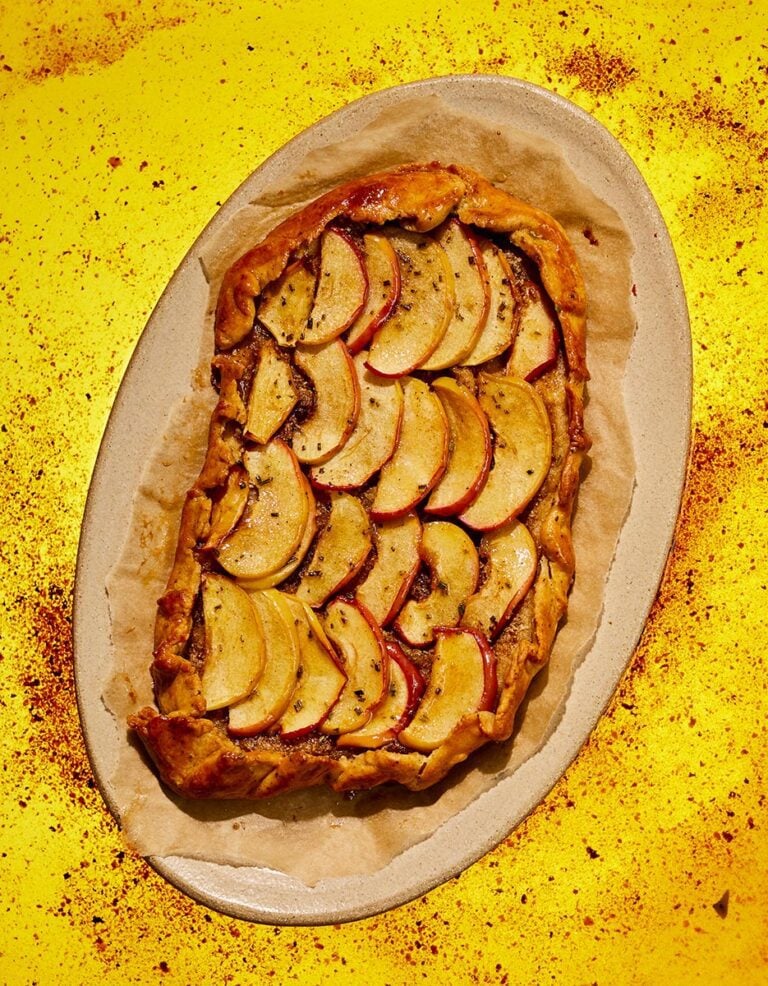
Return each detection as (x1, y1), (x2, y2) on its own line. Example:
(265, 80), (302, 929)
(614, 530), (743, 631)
(104, 94), (636, 886)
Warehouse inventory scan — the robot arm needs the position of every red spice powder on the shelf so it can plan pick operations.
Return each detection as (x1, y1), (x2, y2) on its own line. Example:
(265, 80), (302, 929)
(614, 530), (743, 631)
(557, 43), (637, 96)
(673, 90), (768, 162)
(19, 579), (97, 804)
(23, 12), (187, 82)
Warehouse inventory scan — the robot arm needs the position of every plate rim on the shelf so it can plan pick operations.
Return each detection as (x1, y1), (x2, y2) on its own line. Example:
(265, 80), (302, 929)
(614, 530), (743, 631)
(74, 73), (691, 925)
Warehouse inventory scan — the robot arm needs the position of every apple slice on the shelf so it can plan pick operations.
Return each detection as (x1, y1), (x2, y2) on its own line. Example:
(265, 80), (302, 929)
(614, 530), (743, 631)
(257, 259), (316, 347)
(302, 228), (368, 345)
(309, 353), (403, 490)
(345, 232), (401, 354)
(216, 440), (312, 580)
(398, 627), (497, 753)
(394, 521), (479, 647)
(292, 338), (360, 465)
(203, 463), (249, 550)
(459, 375), (552, 531)
(337, 641), (426, 748)
(365, 229), (455, 377)
(236, 479), (317, 590)
(272, 597), (347, 740)
(507, 279), (560, 381)
(461, 240), (519, 366)
(425, 377), (492, 516)
(370, 376), (449, 519)
(420, 220), (490, 370)
(320, 598), (389, 736)
(292, 491), (372, 607)
(461, 520), (538, 640)
(355, 512), (422, 626)
(244, 337), (299, 444)
(227, 589), (301, 735)
(200, 573), (266, 711)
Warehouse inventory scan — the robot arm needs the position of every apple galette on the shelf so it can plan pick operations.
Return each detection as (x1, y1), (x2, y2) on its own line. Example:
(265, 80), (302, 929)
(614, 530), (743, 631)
(130, 162), (590, 799)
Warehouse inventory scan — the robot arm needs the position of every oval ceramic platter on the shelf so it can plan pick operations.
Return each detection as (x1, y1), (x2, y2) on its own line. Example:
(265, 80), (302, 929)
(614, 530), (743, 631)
(74, 76), (691, 924)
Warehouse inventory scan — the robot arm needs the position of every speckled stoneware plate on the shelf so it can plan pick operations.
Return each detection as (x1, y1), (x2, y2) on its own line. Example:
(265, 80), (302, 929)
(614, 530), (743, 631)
(74, 75), (691, 924)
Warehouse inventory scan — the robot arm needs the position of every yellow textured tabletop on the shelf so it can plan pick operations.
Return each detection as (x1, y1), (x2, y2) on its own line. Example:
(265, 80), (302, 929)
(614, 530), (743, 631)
(1, 1), (766, 982)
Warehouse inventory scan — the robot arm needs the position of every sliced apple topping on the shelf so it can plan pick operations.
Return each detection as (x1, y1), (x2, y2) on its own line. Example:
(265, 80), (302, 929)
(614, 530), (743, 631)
(365, 228), (455, 377)
(244, 338), (299, 444)
(394, 521), (480, 647)
(257, 259), (316, 347)
(272, 597), (347, 740)
(459, 374), (552, 531)
(420, 220), (490, 370)
(200, 573), (266, 711)
(398, 627), (497, 753)
(228, 589), (301, 735)
(461, 240), (519, 366)
(203, 462), (249, 550)
(292, 491), (372, 607)
(337, 640), (426, 748)
(370, 376), (449, 519)
(425, 377), (492, 517)
(237, 479), (317, 590)
(461, 520), (538, 640)
(355, 512), (422, 626)
(507, 279), (560, 381)
(292, 338), (360, 465)
(195, 213), (564, 760)
(302, 228), (368, 345)
(320, 598), (389, 735)
(345, 232), (401, 354)
(216, 440), (313, 580)
(309, 353), (403, 490)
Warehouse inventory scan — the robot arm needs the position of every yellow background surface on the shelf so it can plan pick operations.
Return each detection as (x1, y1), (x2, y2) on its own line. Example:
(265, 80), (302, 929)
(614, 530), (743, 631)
(2, 1), (766, 982)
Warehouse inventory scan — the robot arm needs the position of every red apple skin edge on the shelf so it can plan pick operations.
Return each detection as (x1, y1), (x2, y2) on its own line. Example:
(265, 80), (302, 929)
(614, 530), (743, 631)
(423, 399), (492, 517)
(369, 473), (446, 523)
(274, 676), (346, 741)
(326, 228), (370, 332)
(361, 358), (410, 381)
(318, 549), (373, 606)
(296, 336), (361, 458)
(347, 244), (402, 355)
(334, 595), (392, 705)
(277, 706), (334, 743)
(489, 566), (538, 642)
(433, 626), (498, 712)
(275, 679), (343, 742)
(393, 621), (432, 651)
(377, 555), (422, 628)
(422, 448), (491, 518)
(523, 336), (558, 382)
(385, 639), (426, 730)
(368, 253), (401, 332)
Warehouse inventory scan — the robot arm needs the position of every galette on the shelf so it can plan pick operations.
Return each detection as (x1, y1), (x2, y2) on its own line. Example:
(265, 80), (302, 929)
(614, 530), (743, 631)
(129, 161), (590, 799)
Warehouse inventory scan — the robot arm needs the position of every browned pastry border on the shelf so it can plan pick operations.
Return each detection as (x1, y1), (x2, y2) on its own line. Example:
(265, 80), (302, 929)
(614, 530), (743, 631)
(129, 162), (590, 800)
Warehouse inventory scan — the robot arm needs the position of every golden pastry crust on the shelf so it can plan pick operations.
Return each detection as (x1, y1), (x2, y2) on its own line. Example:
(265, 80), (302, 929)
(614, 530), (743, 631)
(129, 162), (590, 800)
